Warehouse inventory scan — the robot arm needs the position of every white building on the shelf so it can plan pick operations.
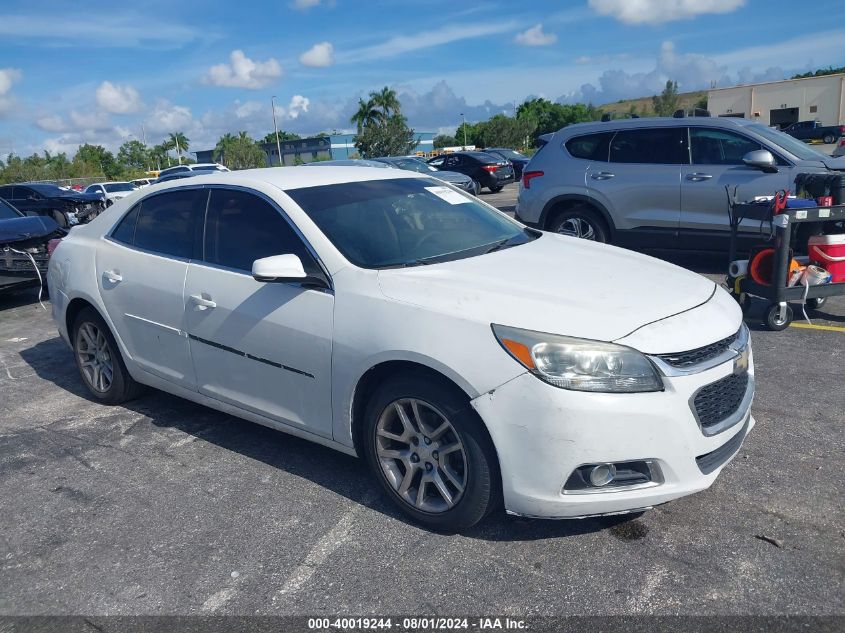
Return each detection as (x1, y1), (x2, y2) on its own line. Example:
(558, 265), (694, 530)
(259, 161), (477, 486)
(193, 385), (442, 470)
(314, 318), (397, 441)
(707, 73), (845, 129)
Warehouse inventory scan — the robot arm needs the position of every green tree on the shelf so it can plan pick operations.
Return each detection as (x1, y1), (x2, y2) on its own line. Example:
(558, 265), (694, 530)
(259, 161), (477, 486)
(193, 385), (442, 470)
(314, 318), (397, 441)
(354, 114), (416, 158)
(75, 144), (122, 179)
(261, 131), (300, 144)
(350, 97), (383, 134)
(165, 132), (190, 164)
(433, 134), (458, 149)
(222, 132), (267, 170)
(117, 140), (150, 171)
(148, 143), (171, 170)
(213, 133), (237, 163)
(477, 114), (537, 150)
(454, 121), (479, 147)
(791, 65), (845, 79)
(515, 98), (601, 145)
(652, 80), (680, 117)
(369, 86), (401, 117)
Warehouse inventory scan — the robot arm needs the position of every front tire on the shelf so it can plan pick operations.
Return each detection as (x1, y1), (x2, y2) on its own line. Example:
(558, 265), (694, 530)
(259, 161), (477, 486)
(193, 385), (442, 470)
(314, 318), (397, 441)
(363, 375), (499, 531)
(489, 185), (504, 193)
(548, 206), (609, 243)
(72, 307), (144, 404)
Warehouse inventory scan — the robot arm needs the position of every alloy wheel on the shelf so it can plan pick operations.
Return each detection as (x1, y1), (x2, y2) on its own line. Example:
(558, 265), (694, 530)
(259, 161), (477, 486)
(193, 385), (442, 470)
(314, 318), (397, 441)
(375, 398), (468, 513)
(558, 216), (596, 240)
(75, 322), (114, 393)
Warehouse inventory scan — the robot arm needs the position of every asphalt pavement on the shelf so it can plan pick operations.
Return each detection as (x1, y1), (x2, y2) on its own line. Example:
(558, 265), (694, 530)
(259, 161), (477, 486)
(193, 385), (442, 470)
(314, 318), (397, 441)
(0, 189), (843, 617)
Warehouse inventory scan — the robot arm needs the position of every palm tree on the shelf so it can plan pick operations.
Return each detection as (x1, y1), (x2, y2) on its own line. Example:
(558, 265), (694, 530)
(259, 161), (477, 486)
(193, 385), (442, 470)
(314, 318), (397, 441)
(349, 97), (382, 134)
(167, 132), (190, 164)
(370, 86), (400, 118)
(213, 133), (237, 163)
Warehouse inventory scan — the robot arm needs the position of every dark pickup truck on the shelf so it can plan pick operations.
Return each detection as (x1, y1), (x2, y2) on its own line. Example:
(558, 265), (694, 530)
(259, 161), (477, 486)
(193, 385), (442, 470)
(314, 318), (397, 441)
(783, 120), (845, 144)
(0, 182), (105, 228)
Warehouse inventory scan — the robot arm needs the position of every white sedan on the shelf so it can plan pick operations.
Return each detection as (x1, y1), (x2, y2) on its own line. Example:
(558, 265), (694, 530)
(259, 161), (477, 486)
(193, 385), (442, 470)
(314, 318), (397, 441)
(48, 167), (754, 531)
(84, 181), (139, 206)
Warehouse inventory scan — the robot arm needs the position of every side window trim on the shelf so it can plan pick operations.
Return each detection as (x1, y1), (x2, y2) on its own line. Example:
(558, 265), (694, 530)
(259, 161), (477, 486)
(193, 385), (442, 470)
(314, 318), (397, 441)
(198, 185), (333, 290)
(689, 126), (791, 167)
(105, 186), (209, 262)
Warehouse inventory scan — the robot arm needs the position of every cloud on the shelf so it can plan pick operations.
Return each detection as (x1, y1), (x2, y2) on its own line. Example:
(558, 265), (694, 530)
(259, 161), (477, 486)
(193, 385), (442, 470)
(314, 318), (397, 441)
(392, 81), (514, 130)
(95, 81), (142, 114)
(299, 41), (334, 67)
(291, 0), (321, 8)
(514, 24), (557, 46)
(144, 99), (194, 134)
(588, 0), (745, 25)
(0, 12), (205, 48)
(339, 21), (518, 63)
(0, 67), (22, 115)
(286, 95), (310, 119)
(205, 50), (282, 89)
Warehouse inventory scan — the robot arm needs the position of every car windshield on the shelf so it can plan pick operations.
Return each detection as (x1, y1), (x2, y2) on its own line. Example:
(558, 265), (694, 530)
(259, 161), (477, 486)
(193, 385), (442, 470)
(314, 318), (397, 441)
(393, 158), (438, 173)
(287, 177), (535, 269)
(492, 149), (526, 160)
(746, 124), (828, 161)
(28, 183), (64, 196)
(104, 183), (136, 192)
(0, 198), (22, 219)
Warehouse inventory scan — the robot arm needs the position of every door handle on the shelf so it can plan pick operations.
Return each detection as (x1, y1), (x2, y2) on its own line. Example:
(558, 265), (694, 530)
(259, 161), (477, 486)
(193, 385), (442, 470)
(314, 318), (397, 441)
(103, 270), (122, 283)
(189, 294), (216, 309)
(686, 173), (713, 181)
(590, 172), (615, 180)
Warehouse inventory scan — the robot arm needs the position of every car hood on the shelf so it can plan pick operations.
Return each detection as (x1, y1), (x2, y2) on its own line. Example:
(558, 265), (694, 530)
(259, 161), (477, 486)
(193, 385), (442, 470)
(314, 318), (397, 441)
(377, 233), (718, 345)
(0, 215), (62, 244)
(431, 170), (471, 184)
(821, 156), (845, 170)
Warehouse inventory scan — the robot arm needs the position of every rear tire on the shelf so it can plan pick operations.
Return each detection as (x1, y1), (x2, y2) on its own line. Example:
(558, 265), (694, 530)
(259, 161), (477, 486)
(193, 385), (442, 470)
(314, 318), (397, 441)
(72, 307), (144, 404)
(548, 205), (609, 243)
(823, 134), (835, 144)
(489, 185), (504, 193)
(363, 374), (499, 532)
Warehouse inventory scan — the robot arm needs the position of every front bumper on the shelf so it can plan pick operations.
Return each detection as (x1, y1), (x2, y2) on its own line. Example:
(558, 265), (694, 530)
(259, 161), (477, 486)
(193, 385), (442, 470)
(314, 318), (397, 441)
(470, 354), (754, 518)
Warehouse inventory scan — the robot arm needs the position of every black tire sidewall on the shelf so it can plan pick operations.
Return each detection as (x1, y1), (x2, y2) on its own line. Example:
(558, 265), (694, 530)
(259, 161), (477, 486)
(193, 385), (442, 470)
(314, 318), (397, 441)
(764, 304), (792, 331)
(72, 307), (132, 404)
(362, 376), (498, 532)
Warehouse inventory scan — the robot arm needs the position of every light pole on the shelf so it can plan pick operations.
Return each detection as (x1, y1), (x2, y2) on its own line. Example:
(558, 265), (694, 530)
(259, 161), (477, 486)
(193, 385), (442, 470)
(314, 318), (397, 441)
(271, 96), (282, 166)
(460, 112), (467, 149)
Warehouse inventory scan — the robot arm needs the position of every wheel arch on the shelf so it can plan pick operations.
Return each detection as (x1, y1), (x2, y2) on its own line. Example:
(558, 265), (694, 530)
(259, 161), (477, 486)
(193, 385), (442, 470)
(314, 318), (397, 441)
(539, 195), (615, 238)
(348, 359), (500, 479)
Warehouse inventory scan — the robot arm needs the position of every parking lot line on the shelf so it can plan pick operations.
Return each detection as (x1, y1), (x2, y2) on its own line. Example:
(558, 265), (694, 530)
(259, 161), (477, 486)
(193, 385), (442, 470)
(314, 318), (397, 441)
(788, 322), (845, 333)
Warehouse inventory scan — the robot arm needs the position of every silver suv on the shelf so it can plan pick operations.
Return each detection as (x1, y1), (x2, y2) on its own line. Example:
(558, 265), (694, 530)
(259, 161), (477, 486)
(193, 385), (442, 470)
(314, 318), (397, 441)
(516, 117), (845, 250)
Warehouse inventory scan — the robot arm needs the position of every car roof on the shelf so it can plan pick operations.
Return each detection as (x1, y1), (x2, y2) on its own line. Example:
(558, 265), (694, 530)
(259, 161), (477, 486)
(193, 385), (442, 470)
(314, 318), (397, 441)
(557, 116), (759, 136)
(144, 166), (426, 193)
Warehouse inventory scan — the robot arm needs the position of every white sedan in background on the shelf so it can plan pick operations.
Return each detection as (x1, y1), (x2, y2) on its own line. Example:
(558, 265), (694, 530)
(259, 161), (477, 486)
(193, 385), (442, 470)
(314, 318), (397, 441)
(84, 181), (138, 206)
(48, 167), (754, 531)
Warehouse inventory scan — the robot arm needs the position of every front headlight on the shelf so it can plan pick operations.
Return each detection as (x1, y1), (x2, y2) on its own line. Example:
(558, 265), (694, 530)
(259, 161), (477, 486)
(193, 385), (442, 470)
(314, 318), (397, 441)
(492, 324), (663, 393)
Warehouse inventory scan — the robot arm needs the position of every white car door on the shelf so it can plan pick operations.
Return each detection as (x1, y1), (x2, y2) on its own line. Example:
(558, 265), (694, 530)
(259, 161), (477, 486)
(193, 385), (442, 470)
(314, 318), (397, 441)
(183, 187), (335, 438)
(96, 188), (207, 390)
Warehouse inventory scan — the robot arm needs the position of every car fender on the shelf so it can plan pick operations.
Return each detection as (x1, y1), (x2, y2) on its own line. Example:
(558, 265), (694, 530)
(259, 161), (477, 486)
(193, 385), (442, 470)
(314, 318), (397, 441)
(539, 192), (616, 235)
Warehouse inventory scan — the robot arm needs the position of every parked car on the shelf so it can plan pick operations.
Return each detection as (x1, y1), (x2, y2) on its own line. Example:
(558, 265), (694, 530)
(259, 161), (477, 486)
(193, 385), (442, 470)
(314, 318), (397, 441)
(49, 167), (753, 531)
(782, 120), (845, 145)
(131, 178), (156, 188)
(483, 148), (530, 179)
(304, 159), (391, 168)
(0, 183), (106, 228)
(372, 156), (478, 194)
(85, 181), (138, 206)
(832, 138), (845, 158)
(427, 151), (514, 193)
(156, 163), (230, 184)
(0, 197), (64, 294)
(516, 116), (845, 249)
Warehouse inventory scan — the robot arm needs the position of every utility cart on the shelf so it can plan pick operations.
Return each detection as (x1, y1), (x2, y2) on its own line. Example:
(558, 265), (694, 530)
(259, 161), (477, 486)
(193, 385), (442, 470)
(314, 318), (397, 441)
(726, 198), (845, 331)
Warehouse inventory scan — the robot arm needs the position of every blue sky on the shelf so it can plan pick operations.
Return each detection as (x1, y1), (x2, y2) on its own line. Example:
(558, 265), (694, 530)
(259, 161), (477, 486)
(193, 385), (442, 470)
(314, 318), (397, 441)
(1, 0), (844, 158)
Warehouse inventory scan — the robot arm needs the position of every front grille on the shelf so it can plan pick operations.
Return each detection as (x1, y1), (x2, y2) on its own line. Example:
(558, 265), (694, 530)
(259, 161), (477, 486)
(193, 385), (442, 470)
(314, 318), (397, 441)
(693, 372), (749, 430)
(696, 416), (749, 475)
(657, 330), (739, 368)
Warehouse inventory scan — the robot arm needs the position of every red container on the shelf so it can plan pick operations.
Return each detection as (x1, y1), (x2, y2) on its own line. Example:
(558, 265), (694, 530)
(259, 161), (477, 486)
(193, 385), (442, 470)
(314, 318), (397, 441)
(808, 234), (845, 282)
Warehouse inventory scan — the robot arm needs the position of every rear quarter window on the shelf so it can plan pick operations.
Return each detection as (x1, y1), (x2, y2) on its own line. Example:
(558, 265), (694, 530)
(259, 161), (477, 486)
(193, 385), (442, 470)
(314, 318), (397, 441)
(565, 133), (612, 161)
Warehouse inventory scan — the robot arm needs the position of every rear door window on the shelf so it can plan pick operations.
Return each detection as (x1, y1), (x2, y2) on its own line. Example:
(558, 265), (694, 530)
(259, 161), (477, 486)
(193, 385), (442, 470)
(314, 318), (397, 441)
(609, 128), (688, 164)
(111, 204), (141, 245)
(133, 189), (207, 259)
(565, 133), (613, 161)
(203, 189), (321, 276)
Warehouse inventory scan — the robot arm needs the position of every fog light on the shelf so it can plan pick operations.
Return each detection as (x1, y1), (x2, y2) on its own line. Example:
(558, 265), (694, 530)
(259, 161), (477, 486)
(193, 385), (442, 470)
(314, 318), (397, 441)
(589, 463), (616, 487)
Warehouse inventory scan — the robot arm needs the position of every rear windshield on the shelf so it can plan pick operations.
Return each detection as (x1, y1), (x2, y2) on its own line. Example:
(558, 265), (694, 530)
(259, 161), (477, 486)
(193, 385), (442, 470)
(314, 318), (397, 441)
(104, 183), (136, 192)
(492, 149), (526, 160)
(0, 198), (22, 219)
(287, 177), (534, 269)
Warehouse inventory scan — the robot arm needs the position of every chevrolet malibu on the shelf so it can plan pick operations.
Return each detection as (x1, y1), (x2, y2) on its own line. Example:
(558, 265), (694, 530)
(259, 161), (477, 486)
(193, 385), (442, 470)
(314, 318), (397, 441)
(48, 167), (755, 531)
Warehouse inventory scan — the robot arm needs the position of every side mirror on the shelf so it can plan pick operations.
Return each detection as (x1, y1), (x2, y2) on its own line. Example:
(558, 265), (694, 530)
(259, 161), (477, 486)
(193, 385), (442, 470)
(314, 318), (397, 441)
(742, 150), (778, 173)
(252, 254), (307, 282)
